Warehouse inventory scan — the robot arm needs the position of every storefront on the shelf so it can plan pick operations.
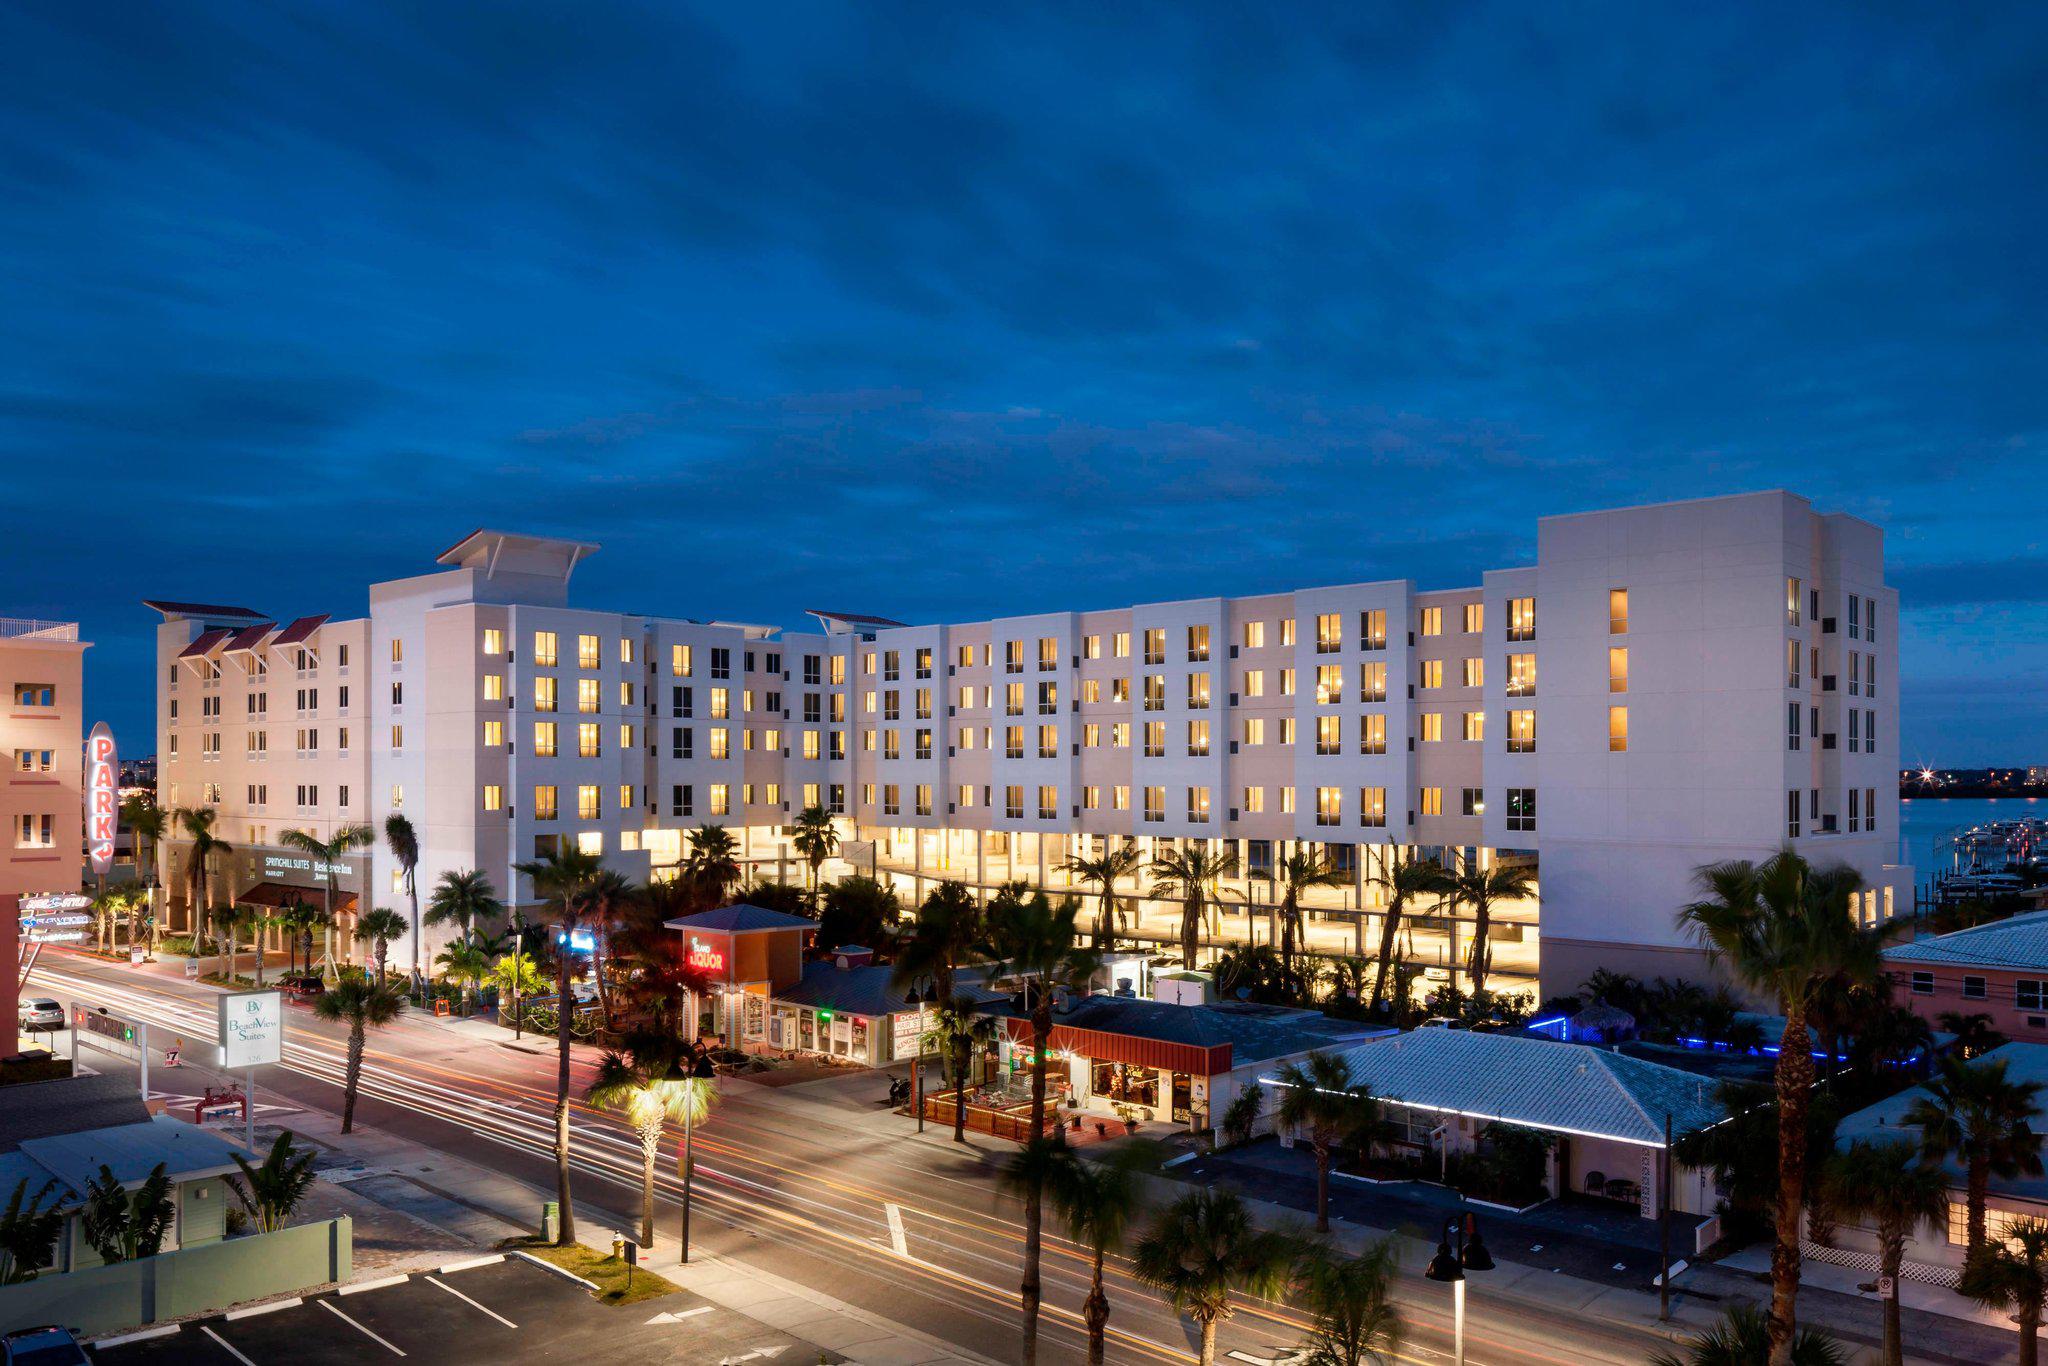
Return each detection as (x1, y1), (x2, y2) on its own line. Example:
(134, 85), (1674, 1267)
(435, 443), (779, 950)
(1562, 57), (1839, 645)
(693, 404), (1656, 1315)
(662, 903), (813, 1049)
(770, 949), (1003, 1069)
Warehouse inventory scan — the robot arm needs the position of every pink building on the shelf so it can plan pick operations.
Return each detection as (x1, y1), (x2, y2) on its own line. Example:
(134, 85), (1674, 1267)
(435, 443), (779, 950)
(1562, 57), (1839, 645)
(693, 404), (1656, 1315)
(1888, 912), (2048, 1041)
(3, 618), (89, 1037)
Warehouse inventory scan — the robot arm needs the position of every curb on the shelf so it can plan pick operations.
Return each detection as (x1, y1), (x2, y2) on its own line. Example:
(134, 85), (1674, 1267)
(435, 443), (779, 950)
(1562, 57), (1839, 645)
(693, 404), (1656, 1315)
(508, 1249), (600, 1292)
(338, 1273), (411, 1295)
(90, 1324), (181, 1348)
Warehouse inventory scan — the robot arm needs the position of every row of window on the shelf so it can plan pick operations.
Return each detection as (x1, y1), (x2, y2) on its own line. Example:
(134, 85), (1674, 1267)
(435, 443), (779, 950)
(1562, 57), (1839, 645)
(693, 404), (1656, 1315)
(1785, 705), (1881, 754)
(1787, 580), (1882, 643)
(1786, 787), (1882, 837)
(1908, 972), (2046, 1009)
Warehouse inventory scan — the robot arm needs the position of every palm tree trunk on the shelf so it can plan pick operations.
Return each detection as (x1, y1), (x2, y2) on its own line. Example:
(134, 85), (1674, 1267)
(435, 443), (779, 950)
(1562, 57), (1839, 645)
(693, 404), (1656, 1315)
(343, 1024), (365, 1133)
(1767, 1003), (1815, 1366)
(1315, 1143), (1331, 1233)
(1966, 1159), (1990, 1258)
(1279, 891), (1296, 990)
(1083, 1256), (1110, 1366)
(1021, 995), (1051, 1366)
(407, 872), (422, 992)
(1197, 1316), (1217, 1366)
(554, 949), (578, 1244)
(952, 1036), (970, 1143)
(639, 1122), (660, 1247)
(253, 927), (265, 987)
(1181, 894), (1200, 968)
(1368, 897), (1405, 1015)
(2022, 1300), (2041, 1366)
(1879, 1236), (1903, 1366)
(1468, 898), (1492, 998)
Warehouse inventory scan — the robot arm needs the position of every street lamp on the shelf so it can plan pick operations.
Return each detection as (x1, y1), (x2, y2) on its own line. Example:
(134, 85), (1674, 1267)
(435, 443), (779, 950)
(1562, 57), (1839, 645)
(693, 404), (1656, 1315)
(904, 980), (939, 1132)
(1423, 1213), (1493, 1366)
(667, 1048), (718, 1264)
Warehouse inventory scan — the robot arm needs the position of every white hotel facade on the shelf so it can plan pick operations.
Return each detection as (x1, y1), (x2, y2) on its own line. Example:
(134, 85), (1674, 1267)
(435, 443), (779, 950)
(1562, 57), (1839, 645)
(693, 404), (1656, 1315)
(151, 491), (1910, 999)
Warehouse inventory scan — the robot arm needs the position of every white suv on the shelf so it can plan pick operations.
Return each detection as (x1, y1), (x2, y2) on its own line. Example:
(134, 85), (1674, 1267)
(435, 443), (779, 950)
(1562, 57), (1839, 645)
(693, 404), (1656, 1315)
(16, 999), (64, 1031)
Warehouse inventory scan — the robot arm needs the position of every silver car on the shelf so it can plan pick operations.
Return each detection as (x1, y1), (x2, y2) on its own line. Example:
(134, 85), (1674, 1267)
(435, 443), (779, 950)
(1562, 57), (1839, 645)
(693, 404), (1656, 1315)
(16, 998), (64, 1031)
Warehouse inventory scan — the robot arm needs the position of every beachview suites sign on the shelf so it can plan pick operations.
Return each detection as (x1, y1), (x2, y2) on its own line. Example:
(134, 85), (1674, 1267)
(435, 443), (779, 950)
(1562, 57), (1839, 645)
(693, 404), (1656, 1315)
(85, 722), (117, 877)
(218, 990), (284, 1069)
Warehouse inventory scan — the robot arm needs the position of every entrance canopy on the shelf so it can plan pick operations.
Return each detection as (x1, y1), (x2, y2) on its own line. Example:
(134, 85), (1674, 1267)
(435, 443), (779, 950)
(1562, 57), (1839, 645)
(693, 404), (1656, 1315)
(234, 880), (357, 915)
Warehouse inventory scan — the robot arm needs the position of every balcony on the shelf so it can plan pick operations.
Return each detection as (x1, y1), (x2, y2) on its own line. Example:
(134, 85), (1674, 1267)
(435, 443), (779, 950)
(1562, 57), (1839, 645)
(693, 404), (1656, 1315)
(0, 619), (80, 641)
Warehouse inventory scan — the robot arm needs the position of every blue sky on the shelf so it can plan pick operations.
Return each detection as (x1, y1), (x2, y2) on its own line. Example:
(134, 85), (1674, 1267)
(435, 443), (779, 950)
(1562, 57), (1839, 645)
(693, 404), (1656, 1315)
(2, 3), (2042, 763)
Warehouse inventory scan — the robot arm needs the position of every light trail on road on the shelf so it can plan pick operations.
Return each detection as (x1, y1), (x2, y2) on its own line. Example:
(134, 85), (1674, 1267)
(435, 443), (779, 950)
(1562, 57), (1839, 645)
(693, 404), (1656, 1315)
(32, 953), (1656, 1366)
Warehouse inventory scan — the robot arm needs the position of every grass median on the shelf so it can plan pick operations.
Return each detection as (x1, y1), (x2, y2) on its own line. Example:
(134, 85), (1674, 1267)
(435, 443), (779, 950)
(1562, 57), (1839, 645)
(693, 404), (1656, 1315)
(497, 1236), (680, 1307)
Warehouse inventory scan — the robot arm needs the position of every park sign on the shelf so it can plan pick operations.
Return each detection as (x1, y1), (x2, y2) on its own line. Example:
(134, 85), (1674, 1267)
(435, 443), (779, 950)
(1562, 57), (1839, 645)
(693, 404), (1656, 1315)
(86, 722), (117, 876)
(218, 990), (284, 1069)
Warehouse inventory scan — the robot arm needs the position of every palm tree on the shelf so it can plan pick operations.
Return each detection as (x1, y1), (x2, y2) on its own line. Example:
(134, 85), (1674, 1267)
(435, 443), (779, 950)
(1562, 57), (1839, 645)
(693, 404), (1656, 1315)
(173, 805), (230, 939)
(1150, 842), (1240, 969)
(923, 994), (999, 1143)
(1272, 1052), (1383, 1233)
(354, 908), (408, 987)
(278, 823), (376, 980)
(790, 806), (838, 900)
(436, 939), (492, 1015)
(683, 825), (742, 905)
(203, 900), (238, 980)
(1825, 1139), (1949, 1366)
(587, 1038), (718, 1247)
(583, 868), (635, 1031)
(232, 904), (271, 985)
(1647, 1304), (1846, 1366)
(1274, 848), (1349, 997)
(1675, 850), (1890, 1366)
(426, 869), (504, 950)
(1294, 1238), (1403, 1366)
(985, 889), (1099, 1365)
(892, 882), (986, 1140)
(1365, 853), (1453, 1017)
(514, 844), (607, 1245)
(1448, 860), (1535, 1001)
(1962, 1217), (2048, 1366)
(383, 814), (423, 990)
(1002, 1140), (1153, 1366)
(312, 978), (406, 1134)
(1937, 1010), (2006, 1060)
(1061, 840), (1143, 950)
(1131, 1188), (1298, 1366)
(1904, 1055), (2046, 1260)
(121, 795), (168, 955)
(817, 875), (901, 953)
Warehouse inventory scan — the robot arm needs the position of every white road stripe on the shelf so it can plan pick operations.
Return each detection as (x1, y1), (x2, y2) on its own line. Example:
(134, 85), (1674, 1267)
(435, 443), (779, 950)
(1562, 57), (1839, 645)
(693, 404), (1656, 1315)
(317, 1298), (407, 1356)
(885, 1201), (909, 1257)
(200, 1326), (259, 1365)
(425, 1275), (518, 1328)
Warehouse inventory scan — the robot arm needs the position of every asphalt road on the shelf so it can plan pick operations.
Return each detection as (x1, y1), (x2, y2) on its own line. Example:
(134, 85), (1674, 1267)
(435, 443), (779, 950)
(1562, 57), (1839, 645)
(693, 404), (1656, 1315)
(33, 950), (1673, 1366)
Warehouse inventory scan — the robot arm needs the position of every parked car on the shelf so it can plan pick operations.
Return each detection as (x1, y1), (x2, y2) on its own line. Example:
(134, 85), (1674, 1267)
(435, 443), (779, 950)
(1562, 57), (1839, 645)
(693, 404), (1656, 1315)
(2, 1325), (90, 1366)
(16, 998), (64, 1031)
(1419, 1016), (1469, 1030)
(280, 975), (326, 1002)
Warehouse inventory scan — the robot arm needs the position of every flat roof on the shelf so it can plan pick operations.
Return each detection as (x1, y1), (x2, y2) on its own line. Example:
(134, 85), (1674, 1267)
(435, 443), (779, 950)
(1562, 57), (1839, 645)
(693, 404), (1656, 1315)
(18, 1115), (246, 1193)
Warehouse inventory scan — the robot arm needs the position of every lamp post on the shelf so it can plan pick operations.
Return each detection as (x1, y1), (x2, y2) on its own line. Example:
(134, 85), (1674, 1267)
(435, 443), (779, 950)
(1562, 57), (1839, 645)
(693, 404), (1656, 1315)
(904, 980), (938, 1132)
(669, 1047), (717, 1264)
(1424, 1213), (1493, 1366)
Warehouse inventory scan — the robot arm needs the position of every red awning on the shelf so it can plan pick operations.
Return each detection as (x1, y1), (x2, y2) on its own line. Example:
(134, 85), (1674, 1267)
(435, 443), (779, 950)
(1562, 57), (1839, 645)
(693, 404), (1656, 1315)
(221, 623), (276, 653)
(271, 614), (330, 646)
(177, 628), (233, 659)
(1003, 1017), (1229, 1077)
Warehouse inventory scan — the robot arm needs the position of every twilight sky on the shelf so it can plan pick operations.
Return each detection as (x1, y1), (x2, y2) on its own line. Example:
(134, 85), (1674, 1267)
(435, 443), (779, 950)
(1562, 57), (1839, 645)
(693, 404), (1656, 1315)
(2, 3), (2043, 763)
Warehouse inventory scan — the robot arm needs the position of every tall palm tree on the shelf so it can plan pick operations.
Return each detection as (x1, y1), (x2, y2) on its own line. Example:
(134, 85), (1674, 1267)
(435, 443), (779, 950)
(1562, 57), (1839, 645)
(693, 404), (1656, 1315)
(513, 844), (607, 1245)
(425, 868), (504, 950)
(383, 814), (423, 990)
(1675, 850), (1890, 1366)
(1366, 854), (1453, 1017)
(1150, 842), (1239, 969)
(232, 904), (271, 985)
(587, 1036), (718, 1247)
(278, 823), (376, 980)
(121, 795), (168, 955)
(354, 908), (408, 987)
(312, 978), (406, 1134)
(203, 901), (238, 980)
(1272, 1051), (1383, 1233)
(583, 869), (635, 1031)
(790, 806), (838, 900)
(1962, 1218), (2048, 1366)
(1061, 840), (1143, 950)
(985, 889), (1099, 1365)
(1825, 1139), (1950, 1366)
(1274, 848), (1348, 997)
(1448, 860), (1536, 1000)
(1002, 1140), (1153, 1366)
(683, 825), (742, 906)
(892, 882), (986, 1139)
(1132, 1188), (1298, 1366)
(1293, 1238), (1403, 1366)
(1904, 1055), (2046, 1260)
(173, 805), (230, 939)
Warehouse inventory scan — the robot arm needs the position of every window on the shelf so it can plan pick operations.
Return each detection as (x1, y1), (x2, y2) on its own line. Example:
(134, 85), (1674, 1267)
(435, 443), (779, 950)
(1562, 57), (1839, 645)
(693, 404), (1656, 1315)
(1113, 631), (1131, 659)
(1037, 681), (1058, 715)
(1242, 785), (1265, 815)
(390, 637), (404, 663)
(1461, 657), (1483, 688)
(621, 636), (636, 664)
(1186, 787), (1210, 823)
(1187, 674), (1211, 709)
(577, 634), (599, 669)
(1419, 712), (1442, 742)
(12, 749), (53, 773)
(2021, 980), (2044, 1012)
(390, 784), (405, 809)
(1505, 787), (1536, 833)
(533, 631), (558, 667)
(1461, 787), (1483, 817)
(390, 681), (404, 707)
(672, 644), (693, 676)
(1462, 711), (1484, 742)
(1143, 722), (1165, 757)
(1788, 789), (1802, 839)
(883, 785), (901, 817)
(1112, 786), (1131, 811)
(916, 784), (933, 817)
(1908, 970), (1933, 996)
(1242, 670), (1265, 699)
(1963, 976), (1987, 1001)
(1420, 606), (1442, 637)
(1315, 716), (1341, 755)
(710, 784), (730, 816)
(1608, 706), (1628, 752)
(1316, 665), (1344, 705)
(1609, 589), (1629, 634)
(1506, 710), (1535, 753)
(1037, 637), (1058, 671)
(1419, 659), (1443, 690)
(884, 650), (900, 681)
(1505, 653), (1536, 696)
(1037, 725), (1057, 758)
(1360, 787), (1386, 828)
(1865, 597), (1878, 645)
(1143, 786), (1165, 823)
(1082, 634), (1101, 660)
(483, 673), (504, 702)
(1315, 787), (1342, 827)
(483, 627), (504, 655)
(1143, 628), (1165, 665)
(534, 677), (558, 712)
(916, 647), (932, 678)
(1419, 787), (1443, 816)
(1462, 603), (1484, 634)
(1358, 662), (1386, 702)
(1188, 720), (1211, 756)
(1279, 668), (1296, 697)
(710, 648), (730, 679)
(14, 813), (54, 848)
(1787, 577), (1802, 627)
(1243, 621), (1265, 649)
(578, 722), (601, 758)
(1609, 647), (1628, 693)
(709, 728), (729, 759)
(1788, 702), (1802, 751)
(1315, 614), (1342, 653)
(1040, 786), (1060, 820)
(577, 678), (600, 714)
(1359, 609), (1386, 650)
(1243, 717), (1265, 747)
(534, 721), (558, 756)
(1142, 675), (1165, 712)
(1506, 598), (1535, 642)
(390, 724), (404, 750)
(533, 785), (559, 820)
(1187, 625), (1210, 661)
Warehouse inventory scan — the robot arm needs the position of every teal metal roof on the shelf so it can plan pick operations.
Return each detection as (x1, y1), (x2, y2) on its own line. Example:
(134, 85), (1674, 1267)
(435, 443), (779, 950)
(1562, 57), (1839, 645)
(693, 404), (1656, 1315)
(18, 1116), (245, 1193)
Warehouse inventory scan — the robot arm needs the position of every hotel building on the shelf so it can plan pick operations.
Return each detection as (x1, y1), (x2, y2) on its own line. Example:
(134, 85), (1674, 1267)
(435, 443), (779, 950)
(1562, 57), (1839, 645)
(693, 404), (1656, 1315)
(5, 617), (89, 1032)
(150, 491), (1911, 1000)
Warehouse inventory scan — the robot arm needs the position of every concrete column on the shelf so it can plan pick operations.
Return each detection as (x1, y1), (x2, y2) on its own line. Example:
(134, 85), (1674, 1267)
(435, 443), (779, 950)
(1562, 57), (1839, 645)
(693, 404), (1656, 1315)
(1036, 832), (1048, 890)
(913, 834), (925, 906)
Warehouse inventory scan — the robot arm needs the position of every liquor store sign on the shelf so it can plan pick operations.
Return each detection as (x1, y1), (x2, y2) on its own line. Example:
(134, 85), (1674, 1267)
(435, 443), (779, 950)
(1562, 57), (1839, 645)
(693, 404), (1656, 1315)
(218, 990), (284, 1069)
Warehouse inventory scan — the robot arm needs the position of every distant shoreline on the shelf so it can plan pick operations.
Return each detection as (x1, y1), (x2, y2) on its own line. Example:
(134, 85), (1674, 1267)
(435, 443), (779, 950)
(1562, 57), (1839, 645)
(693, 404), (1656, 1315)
(1901, 789), (2048, 802)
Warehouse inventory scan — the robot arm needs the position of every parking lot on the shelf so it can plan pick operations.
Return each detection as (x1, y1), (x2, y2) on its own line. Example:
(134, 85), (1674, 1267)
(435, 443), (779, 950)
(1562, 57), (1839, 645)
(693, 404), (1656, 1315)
(93, 1253), (836, 1364)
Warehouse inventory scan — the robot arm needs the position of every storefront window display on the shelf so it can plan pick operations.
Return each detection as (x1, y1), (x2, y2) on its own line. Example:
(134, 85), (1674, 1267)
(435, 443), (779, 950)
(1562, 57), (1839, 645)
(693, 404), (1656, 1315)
(1091, 1059), (1158, 1109)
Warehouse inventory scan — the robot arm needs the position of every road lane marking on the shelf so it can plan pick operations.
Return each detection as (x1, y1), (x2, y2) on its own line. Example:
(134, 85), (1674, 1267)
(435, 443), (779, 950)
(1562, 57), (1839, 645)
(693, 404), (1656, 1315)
(318, 1298), (407, 1355)
(647, 1306), (716, 1324)
(425, 1275), (518, 1327)
(885, 1201), (909, 1257)
(200, 1326), (259, 1365)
